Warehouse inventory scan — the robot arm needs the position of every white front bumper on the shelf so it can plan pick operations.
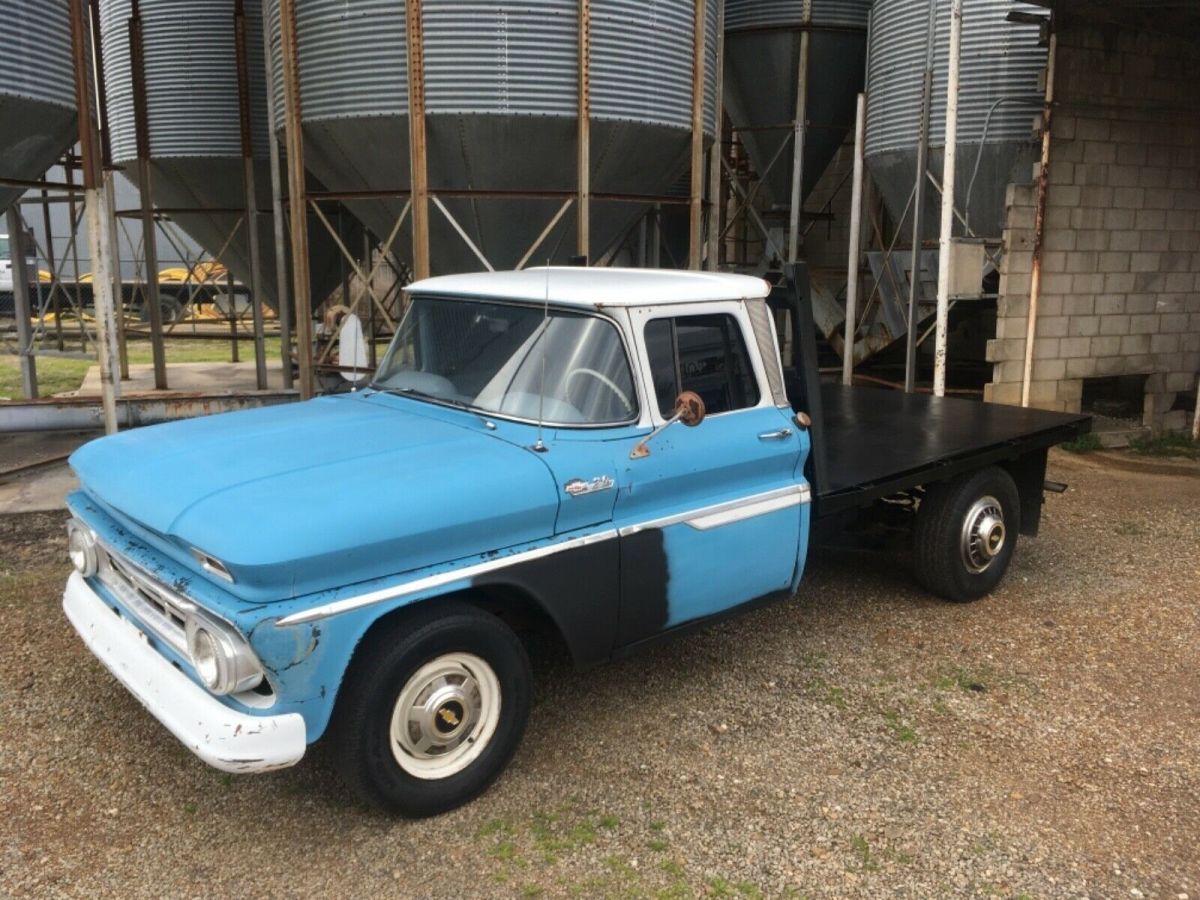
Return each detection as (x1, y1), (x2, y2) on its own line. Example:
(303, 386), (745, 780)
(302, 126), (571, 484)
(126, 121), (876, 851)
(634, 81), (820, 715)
(63, 571), (307, 773)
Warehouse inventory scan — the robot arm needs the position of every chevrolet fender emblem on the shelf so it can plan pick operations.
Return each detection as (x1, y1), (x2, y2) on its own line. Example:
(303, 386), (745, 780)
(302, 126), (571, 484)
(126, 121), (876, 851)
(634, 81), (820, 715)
(564, 475), (614, 497)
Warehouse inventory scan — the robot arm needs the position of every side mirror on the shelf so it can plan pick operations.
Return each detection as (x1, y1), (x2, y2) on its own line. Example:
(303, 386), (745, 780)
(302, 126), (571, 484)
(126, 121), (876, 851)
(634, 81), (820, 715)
(630, 391), (707, 459)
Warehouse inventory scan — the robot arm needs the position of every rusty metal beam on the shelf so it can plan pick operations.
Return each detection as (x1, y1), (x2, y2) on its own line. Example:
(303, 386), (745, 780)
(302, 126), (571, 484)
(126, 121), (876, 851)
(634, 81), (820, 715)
(705, 0), (725, 271)
(261, 0), (292, 390)
(577, 0), (591, 261)
(234, 0), (268, 390)
(406, 0), (431, 280)
(0, 391), (300, 433)
(128, 5), (168, 389)
(687, 0), (706, 270)
(278, 0), (315, 398)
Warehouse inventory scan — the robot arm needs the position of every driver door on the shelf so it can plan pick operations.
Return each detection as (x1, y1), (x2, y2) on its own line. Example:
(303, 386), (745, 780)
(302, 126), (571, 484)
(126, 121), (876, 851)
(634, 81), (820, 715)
(613, 302), (808, 648)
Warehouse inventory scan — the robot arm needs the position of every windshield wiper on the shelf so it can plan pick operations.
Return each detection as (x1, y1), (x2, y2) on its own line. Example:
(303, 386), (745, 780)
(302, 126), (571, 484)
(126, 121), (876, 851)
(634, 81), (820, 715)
(371, 385), (474, 412)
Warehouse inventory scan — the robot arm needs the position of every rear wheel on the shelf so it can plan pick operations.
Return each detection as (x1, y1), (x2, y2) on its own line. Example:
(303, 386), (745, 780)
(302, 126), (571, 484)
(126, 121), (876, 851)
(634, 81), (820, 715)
(913, 466), (1020, 602)
(332, 601), (531, 816)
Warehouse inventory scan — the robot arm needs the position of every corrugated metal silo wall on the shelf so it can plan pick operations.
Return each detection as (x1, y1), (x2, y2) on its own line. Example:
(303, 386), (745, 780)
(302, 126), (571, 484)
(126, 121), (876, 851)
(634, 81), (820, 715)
(98, 0), (345, 307)
(865, 0), (1046, 238)
(268, 0), (719, 274)
(0, 0), (77, 212)
(722, 0), (872, 209)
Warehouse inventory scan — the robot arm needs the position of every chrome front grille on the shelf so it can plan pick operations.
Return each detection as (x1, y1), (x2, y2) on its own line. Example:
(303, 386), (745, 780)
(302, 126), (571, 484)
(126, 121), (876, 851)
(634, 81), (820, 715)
(95, 544), (195, 659)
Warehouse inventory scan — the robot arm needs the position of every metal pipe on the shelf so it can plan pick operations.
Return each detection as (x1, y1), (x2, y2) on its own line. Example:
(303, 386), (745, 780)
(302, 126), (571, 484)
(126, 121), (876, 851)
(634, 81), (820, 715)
(1020, 30), (1058, 409)
(842, 93), (866, 388)
(128, 7), (168, 389)
(6, 207), (38, 399)
(905, 0), (937, 393)
(687, 0), (707, 270)
(932, 0), (963, 399)
(577, 0), (590, 262)
(786, 1), (812, 263)
(234, 0), (268, 390)
(0, 391), (299, 433)
(103, 174), (128, 380)
(705, 0), (726, 272)
(70, 0), (120, 434)
(406, 0), (431, 280)
(278, 0), (315, 398)
(261, 0), (292, 390)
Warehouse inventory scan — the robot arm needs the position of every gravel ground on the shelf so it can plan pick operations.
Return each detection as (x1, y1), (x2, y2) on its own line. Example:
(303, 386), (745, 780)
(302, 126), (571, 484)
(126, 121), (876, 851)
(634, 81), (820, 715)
(1, 449), (1197, 898)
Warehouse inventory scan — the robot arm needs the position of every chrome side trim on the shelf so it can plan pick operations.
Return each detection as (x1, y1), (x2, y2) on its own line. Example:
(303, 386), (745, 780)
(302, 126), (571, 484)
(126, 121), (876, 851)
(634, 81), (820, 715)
(275, 483), (811, 627)
(617, 484), (810, 538)
(275, 528), (619, 627)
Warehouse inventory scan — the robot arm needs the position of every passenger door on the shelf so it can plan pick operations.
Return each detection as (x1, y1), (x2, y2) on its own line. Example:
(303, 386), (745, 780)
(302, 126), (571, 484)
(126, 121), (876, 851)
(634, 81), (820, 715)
(614, 302), (809, 648)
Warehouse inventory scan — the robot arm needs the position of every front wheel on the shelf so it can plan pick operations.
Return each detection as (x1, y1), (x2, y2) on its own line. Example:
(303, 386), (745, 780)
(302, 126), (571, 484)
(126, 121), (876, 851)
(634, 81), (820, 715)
(332, 601), (531, 816)
(913, 466), (1020, 602)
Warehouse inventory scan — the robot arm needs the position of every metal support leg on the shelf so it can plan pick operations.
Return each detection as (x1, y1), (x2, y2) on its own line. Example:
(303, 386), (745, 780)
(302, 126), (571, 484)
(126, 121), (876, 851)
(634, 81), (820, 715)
(6, 206), (38, 398)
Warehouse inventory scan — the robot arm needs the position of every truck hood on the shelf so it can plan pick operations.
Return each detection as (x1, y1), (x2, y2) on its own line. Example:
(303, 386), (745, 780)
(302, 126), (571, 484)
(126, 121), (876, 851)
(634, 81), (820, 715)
(69, 394), (560, 601)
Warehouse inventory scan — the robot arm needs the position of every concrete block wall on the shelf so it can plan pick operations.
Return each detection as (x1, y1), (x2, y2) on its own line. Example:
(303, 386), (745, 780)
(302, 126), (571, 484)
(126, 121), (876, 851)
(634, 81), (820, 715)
(985, 21), (1200, 430)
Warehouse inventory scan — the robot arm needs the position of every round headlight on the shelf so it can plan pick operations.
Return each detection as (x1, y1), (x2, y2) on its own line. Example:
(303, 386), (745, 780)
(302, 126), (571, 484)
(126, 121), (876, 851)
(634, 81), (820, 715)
(190, 627), (222, 691)
(67, 522), (98, 577)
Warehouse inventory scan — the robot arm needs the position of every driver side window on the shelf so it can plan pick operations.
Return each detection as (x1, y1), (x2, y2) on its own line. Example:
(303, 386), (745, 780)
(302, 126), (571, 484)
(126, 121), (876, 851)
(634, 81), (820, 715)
(644, 314), (761, 418)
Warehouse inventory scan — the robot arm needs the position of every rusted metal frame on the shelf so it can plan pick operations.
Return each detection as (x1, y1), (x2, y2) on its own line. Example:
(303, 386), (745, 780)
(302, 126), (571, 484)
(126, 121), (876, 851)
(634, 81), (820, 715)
(577, 0), (591, 261)
(225, 268), (240, 361)
(856, 182), (917, 338)
(70, 0), (120, 433)
(717, 128), (793, 244)
(128, 4), (168, 389)
(1021, 27), (1057, 409)
(260, 0), (292, 390)
(730, 121), (851, 134)
(704, 0), (725, 271)
(233, 0), (268, 389)
(801, 166), (852, 238)
(0, 177), (82, 193)
(687, 0), (707, 269)
(429, 195), (494, 271)
(516, 198), (575, 271)
(0, 390), (299, 433)
(161, 216), (246, 335)
(37, 187), (65, 351)
(27, 201), (90, 334)
(5, 207), (38, 398)
(308, 200), (403, 330)
(719, 155), (785, 263)
(406, 0), (431, 281)
(278, 0), (315, 398)
(786, 0), (812, 263)
(344, 203), (408, 334)
(64, 162), (90, 351)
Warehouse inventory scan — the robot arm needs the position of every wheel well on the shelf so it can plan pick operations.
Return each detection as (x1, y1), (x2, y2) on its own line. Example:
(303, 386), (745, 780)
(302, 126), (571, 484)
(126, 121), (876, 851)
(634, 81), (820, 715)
(353, 585), (575, 670)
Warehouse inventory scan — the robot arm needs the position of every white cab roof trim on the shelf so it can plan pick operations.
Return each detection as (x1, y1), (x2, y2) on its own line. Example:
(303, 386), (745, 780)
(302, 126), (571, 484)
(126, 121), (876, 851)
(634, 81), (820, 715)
(405, 267), (771, 308)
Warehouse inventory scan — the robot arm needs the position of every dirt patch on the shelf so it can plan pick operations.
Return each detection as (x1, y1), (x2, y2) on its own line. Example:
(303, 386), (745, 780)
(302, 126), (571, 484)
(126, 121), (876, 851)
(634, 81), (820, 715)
(1, 451), (1197, 898)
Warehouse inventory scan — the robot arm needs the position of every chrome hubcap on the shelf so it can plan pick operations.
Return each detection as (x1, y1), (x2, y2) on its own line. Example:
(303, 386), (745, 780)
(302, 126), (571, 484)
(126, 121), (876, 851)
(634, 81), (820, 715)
(961, 495), (1006, 574)
(390, 652), (501, 779)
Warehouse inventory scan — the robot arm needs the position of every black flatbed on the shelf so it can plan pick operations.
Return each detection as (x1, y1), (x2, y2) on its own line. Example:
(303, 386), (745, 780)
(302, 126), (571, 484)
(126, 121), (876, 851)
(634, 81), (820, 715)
(813, 384), (1091, 517)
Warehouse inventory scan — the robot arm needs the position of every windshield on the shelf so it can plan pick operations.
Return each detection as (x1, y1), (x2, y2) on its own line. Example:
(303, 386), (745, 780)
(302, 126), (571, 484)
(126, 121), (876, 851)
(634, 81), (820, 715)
(373, 296), (638, 426)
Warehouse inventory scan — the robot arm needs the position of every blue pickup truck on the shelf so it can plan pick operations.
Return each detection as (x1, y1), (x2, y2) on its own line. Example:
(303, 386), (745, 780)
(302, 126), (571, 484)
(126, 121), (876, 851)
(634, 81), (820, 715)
(62, 266), (1088, 816)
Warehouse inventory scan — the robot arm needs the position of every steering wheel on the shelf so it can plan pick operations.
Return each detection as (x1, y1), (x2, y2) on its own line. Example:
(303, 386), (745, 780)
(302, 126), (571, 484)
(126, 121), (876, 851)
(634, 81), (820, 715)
(563, 367), (633, 416)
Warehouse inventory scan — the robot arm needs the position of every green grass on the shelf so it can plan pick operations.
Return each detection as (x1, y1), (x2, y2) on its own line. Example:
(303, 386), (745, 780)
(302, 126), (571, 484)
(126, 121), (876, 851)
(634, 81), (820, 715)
(882, 710), (918, 743)
(1129, 431), (1200, 459)
(0, 336), (283, 399)
(1060, 432), (1102, 454)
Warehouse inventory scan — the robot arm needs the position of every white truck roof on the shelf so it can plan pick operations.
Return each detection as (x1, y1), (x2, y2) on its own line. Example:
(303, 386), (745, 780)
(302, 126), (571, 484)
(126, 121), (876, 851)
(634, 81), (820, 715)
(405, 267), (772, 309)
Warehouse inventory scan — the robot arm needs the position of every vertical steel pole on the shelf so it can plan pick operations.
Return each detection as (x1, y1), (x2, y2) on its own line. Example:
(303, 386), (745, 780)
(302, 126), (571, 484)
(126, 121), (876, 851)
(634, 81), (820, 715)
(406, 0), (431, 280)
(39, 187), (66, 351)
(577, 0), (590, 262)
(904, 0), (937, 393)
(128, 6), (168, 389)
(279, 0), (315, 398)
(705, 0), (725, 271)
(687, 0), (707, 270)
(932, 0), (962, 399)
(842, 93), (867, 387)
(261, 0), (292, 389)
(1021, 30), (1057, 408)
(786, 0), (812, 263)
(650, 204), (662, 268)
(70, 0), (119, 433)
(90, 0), (127, 382)
(235, 0), (268, 389)
(6, 207), (38, 398)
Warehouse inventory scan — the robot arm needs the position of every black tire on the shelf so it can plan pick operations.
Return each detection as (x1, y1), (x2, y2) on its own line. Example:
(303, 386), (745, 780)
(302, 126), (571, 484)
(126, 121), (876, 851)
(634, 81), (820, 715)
(331, 600), (531, 817)
(913, 465), (1020, 602)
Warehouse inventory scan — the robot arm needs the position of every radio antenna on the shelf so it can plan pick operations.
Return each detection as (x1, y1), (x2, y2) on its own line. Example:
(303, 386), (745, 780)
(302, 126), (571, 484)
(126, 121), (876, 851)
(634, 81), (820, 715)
(533, 263), (551, 452)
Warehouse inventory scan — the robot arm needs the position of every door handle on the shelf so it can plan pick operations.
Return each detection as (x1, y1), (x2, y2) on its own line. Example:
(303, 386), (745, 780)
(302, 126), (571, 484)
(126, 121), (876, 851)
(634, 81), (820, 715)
(757, 428), (793, 441)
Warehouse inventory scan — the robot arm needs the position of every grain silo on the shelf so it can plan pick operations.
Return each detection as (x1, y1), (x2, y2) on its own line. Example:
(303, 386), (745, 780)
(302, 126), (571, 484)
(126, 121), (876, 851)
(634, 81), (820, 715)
(268, 0), (720, 274)
(0, 0), (77, 212)
(865, 0), (1047, 238)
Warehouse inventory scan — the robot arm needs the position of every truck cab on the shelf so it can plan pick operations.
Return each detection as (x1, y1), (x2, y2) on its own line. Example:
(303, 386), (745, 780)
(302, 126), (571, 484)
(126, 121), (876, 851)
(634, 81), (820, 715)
(62, 267), (1086, 817)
